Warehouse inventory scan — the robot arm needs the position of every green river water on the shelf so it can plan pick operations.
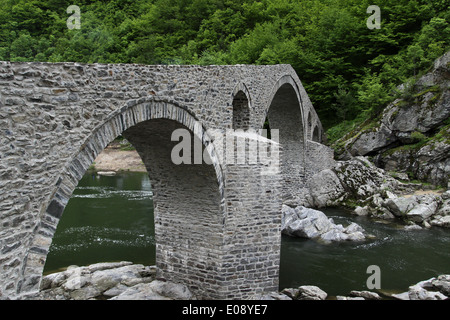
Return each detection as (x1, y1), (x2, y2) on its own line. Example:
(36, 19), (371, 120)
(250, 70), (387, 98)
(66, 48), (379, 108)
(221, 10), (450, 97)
(44, 171), (450, 297)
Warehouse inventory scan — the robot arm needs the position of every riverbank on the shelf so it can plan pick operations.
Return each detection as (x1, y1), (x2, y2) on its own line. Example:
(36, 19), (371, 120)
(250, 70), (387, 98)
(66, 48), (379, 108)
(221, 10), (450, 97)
(92, 141), (146, 173)
(18, 261), (449, 300)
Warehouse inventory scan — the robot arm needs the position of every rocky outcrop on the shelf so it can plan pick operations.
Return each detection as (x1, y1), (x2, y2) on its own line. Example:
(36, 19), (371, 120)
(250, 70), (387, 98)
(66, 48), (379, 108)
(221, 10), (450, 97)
(262, 275), (450, 301)
(307, 156), (400, 208)
(25, 261), (195, 300)
(392, 275), (450, 300)
(333, 51), (450, 187)
(305, 156), (450, 227)
(355, 189), (450, 228)
(376, 137), (450, 188)
(281, 205), (368, 242)
(20, 260), (450, 301)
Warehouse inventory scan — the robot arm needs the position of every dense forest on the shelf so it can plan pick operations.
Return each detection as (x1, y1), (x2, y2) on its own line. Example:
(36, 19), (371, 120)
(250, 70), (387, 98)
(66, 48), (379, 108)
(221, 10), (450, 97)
(0, 0), (449, 138)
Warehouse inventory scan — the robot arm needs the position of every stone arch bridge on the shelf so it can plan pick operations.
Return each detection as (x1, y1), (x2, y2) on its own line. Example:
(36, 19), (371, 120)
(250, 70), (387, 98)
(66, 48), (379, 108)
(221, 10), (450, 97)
(0, 62), (334, 299)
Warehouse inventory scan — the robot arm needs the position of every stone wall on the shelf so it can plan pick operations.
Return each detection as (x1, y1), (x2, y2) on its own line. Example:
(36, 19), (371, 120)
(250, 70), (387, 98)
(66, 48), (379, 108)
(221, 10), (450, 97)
(306, 141), (336, 179)
(0, 61), (329, 299)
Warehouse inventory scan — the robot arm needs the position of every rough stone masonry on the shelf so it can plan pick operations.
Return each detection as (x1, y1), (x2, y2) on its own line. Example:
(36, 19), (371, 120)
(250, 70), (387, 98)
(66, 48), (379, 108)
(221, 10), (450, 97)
(0, 61), (334, 299)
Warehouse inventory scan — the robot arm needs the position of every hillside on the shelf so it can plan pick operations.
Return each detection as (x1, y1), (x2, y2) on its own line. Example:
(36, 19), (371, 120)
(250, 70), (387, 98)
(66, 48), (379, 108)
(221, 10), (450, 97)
(0, 0), (449, 129)
(331, 52), (449, 187)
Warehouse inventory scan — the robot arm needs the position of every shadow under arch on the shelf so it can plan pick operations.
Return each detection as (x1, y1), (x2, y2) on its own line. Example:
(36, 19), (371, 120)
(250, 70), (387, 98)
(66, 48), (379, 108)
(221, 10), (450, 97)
(20, 100), (226, 299)
(262, 75), (307, 203)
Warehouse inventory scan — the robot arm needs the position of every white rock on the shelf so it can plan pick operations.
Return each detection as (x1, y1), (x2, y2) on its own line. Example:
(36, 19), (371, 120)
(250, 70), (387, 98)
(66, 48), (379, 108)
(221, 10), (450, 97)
(258, 292), (292, 300)
(408, 284), (448, 300)
(407, 202), (438, 222)
(90, 265), (142, 292)
(404, 224), (422, 231)
(308, 169), (346, 208)
(147, 280), (195, 300)
(392, 292), (410, 300)
(297, 285), (327, 300)
(354, 206), (369, 216)
(430, 215), (450, 227)
(349, 290), (381, 300)
(383, 197), (417, 217)
(442, 190), (450, 200)
(345, 222), (365, 234)
(346, 231), (366, 241)
(282, 206), (367, 242)
(110, 283), (171, 300)
(336, 296), (365, 300)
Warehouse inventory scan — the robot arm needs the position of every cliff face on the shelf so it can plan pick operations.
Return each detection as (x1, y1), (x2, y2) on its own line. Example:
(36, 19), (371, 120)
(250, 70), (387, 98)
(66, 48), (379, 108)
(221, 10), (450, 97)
(334, 51), (450, 187)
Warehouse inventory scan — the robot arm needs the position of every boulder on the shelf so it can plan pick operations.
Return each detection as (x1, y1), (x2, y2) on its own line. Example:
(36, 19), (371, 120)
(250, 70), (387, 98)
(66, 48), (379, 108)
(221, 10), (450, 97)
(297, 285), (327, 300)
(380, 193), (444, 224)
(281, 205), (367, 242)
(37, 262), (187, 300)
(430, 215), (450, 227)
(436, 196), (450, 216)
(383, 197), (418, 217)
(280, 288), (300, 299)
(392, 274), (450, 300)
(354, 206), (369, 216)
(321, 228), (348, 242)
(147, 280), (195, 300)
(336, 295), (365, 300)
(391, 292), (410, 300)
(258, 292), (292, 300)
(431, 275), (450, 296)
(111, 280), (194, 300)
(109, 282), (171, 300)
(406, 202), (439, 222)
(308, 169), (346, 208)
(90, 264), (145, 292)
(349, 290), (382, 300)
(408, 285), (447, 300)
(442, 190), (450, 200)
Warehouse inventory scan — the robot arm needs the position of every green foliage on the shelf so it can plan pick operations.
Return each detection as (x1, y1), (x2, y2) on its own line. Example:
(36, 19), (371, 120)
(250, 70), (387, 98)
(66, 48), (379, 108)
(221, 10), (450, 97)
(0, 0), (448, 132)
(356, 73), (393, 115)
(410, 131), (427, 143)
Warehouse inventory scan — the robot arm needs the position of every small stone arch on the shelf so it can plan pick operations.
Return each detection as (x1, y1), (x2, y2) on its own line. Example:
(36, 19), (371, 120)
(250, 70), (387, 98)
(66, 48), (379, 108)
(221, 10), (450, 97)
(307, 110), (312, 140)
(231, 83), (252, 130)
(312, 124), (321, 142)
(19, 101), (226, 298)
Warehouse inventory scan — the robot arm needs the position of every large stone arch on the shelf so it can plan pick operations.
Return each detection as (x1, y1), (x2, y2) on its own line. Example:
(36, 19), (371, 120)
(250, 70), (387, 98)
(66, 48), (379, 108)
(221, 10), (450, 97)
(19, 101), (226, 299)
(262, 75), (306, 203)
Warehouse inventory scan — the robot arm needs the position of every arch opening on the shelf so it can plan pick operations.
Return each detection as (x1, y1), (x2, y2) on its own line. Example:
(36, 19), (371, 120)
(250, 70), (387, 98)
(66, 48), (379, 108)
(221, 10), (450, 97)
(307, 111), (312, 140)
(232, 90), (250, 130)
(265, 81), (306, 203)
(312, 125), (321, 143)
(21, 103), (225, 299)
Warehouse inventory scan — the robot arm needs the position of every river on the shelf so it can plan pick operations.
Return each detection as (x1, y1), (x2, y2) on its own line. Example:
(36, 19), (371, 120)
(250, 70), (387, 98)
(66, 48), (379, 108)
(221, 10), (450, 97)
(44, 171), (450, 297)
